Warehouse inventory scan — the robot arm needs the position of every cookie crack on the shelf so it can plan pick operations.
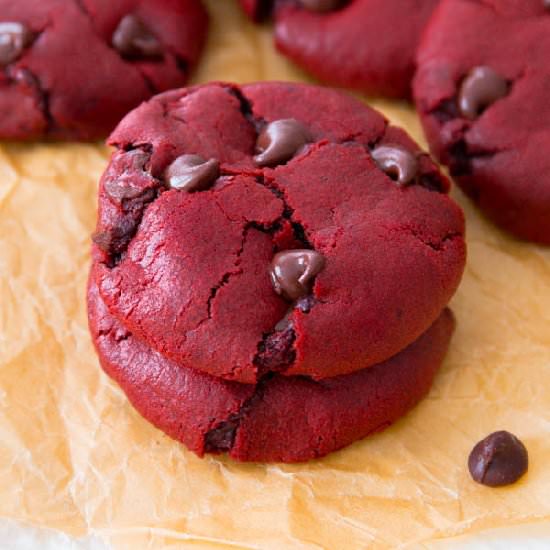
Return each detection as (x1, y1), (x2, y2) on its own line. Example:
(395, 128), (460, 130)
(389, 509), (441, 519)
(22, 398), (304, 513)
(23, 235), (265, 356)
(193, 225), (251, 330)
(9, 67), (55, 134)
(400, 227), (463, 252)
(203, 373), (274, 454)
(223, 84), (265, 133)
(248, 174), (320, 378)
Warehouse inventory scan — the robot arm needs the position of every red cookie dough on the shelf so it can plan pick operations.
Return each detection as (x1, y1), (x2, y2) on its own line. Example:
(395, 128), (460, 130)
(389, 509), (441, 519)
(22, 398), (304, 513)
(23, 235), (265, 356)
(88, 276), (456, 463)
(91, 82), (465, 383)
(239, 0), (440, 98)
(414, 0), (550, 244)
(0, 0), (207, 140)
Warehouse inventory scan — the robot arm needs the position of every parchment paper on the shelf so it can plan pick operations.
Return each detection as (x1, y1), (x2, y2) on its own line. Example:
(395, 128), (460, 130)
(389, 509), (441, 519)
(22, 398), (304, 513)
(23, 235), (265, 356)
(0, 1), (549, 548)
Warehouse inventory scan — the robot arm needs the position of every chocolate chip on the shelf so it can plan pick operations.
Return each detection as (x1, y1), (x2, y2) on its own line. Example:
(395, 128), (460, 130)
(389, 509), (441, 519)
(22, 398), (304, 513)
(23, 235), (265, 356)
(371, 145), (419, 186)
(254, 119), (311, 167)
(0, 22), (33, 66)
(164, 155), (220, 192)
(269, 249), (325, 301)
(543, 0), (550, 9)
(468, 431), (528, 487)
(204, 419), (238, 452)
(299, 0), (344, 12)
(112, 14), (162, 59)
(458, 67), (508, 120)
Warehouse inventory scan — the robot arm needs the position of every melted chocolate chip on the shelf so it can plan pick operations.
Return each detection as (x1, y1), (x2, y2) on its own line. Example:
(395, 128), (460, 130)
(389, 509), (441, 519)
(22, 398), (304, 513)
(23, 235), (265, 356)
(371, 145), (419, 186)
(112, 14), (162, 59)
(300, 0), (344, 12)
(274, 295), (317, 332)
(458, 67), (508, 120)
(204, 419), (239, 452)
(254, 119), (311, 167)
(164, 155), (220, 192)
(468, 431), (528, 487)
(255, 322), (296, 373)
(0, 22), (33, 66)
(269, 249), (325, 301)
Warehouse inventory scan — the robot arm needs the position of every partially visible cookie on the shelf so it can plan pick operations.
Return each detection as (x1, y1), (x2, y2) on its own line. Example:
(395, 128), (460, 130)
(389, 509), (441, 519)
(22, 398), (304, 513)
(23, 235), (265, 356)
(414, 0), (550, 244)
(239, 0), (439, 98)
(88, 275), (455, 463)
(91, 82), (465, 383)
(0, 0), (207, 140)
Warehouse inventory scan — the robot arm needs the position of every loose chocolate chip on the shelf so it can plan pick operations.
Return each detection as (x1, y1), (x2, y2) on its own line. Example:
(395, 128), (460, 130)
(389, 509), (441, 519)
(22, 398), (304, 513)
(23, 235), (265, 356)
(269, 249), (325, 301)
(299, 0), (344, 12)
(468, 431), (528, 487)
(112, 14), (162, 59)
(254, 119), (311, 167)
(458, 66), (508, 120)
(371, 145), (419, 186)
(164, 154), (220, 192)
(0, 22), (33, 66)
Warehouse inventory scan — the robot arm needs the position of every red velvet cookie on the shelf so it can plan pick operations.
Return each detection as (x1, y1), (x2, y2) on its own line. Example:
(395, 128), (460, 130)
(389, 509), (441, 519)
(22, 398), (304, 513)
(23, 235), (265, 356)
(88, 275), (455, 463)
(91, 82), (465, 383)
(414, 0), (550, 244)
(239, 0), (440, 98)
(0, 0), (207, 140)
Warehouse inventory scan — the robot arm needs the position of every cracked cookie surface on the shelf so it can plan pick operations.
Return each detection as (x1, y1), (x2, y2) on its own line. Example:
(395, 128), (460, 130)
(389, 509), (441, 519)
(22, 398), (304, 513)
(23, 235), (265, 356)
(91, 81), (466, 383)
(239, 0), (440, 98)
(414, 0), (550, 244)
(88, 275), (456, 463)
(0, 0), (207, 140)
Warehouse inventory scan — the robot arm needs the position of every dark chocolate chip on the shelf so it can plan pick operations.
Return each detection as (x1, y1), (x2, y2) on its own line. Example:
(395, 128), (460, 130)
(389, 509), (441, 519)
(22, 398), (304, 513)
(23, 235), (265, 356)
(254, 322), (296, 373)
(544, 0), (550, 9)
(371, 145), (419, 186)
(204, 419), (238, 452)
(468, 431), (528, 487)
(112, 14), (162, 59)
(269, 249), (325, 301)
(0, 22), (33, 66)
(164, 154), (220, 192)
(458, 67), (508, 120)
(299, 0), (344, 12)
(254, 119), (310, 167)
(104, 180), (146, 201)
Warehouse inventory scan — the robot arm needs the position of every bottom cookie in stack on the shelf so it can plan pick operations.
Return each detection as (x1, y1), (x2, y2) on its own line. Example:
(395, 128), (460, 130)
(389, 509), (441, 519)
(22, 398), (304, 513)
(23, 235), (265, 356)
(88, 276), (455, 463)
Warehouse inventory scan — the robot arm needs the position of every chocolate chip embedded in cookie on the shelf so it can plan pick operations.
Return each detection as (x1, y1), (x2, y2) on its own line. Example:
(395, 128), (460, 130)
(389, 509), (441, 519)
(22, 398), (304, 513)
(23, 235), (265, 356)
(414, 0), (550, 244)
(458, 67), (508, 120)
(91, 81), (465, 384)
(0, 22), (33, 66)
(468, 431), (528, 487)
(112, 14), (163, 59)
(254, 119), (311, 166)
(372, 145), (419, 186)
(269, 249), (325, 301)
(164, 155), (220, 192)
(0, 0), (208, 140)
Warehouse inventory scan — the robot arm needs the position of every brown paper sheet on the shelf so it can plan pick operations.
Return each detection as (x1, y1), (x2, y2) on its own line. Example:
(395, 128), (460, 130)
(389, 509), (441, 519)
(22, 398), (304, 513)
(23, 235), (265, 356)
(0, 1), (549, 548)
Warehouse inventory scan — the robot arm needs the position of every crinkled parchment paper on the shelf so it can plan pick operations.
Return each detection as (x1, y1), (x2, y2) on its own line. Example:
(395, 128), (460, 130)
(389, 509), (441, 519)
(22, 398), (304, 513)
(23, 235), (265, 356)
(0, 1), (549, 548)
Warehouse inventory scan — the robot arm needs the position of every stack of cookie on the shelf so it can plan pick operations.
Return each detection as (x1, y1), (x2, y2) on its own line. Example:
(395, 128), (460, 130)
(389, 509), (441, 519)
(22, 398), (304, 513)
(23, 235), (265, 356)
(88, 82), (466, 462)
